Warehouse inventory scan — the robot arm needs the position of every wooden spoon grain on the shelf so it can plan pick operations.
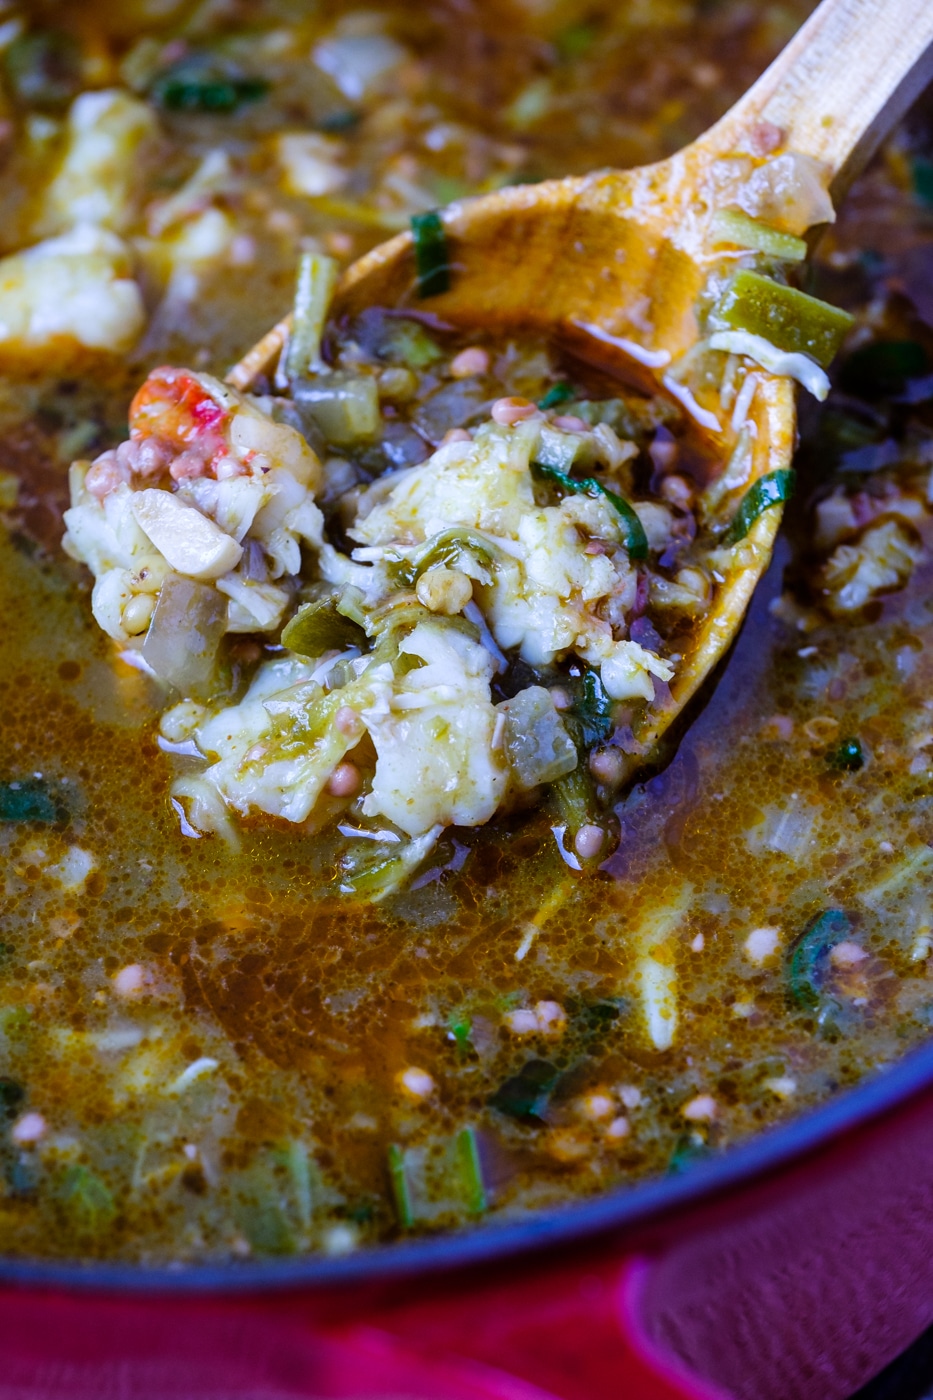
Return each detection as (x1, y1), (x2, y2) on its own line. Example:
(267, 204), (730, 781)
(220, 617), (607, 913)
(227, 0), (933, 766)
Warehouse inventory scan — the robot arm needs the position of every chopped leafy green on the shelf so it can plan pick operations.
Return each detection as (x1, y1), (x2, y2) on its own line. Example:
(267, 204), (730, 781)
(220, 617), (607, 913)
(711, 270), (854, 367)
(827, 737), (864, 772)
(0, 1079), (24, 1119)
(573, 667), (613, 748)
(786, 908), (850, 1012)
(489, 1059), (559, 1122)
(411, 211), (450, 298)
(720, 469), (795, 546)
(667, 1131), (712, 1174)
(531, 461), (649, 561)
(538, 382), (575, 410)
(0, 778), (65, 825)
(455, 1127), (487, 1214)
(151, 54), (269, 114)
(388, 1143), (413, 1227)
(58, 1164), (116, 1235)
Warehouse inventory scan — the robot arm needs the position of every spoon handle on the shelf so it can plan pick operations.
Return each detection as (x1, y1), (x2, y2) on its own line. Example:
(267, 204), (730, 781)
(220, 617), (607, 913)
(720, 0), (933, 196)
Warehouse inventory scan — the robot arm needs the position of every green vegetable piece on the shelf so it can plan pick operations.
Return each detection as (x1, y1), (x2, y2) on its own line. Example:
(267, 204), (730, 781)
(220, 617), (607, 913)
(3, 30), (81, 110)
(285, 252), (338, 380)
(720, 468), (795, 547)
(574, 668), (613, 748)
(550, 765), (597, 836)
(667, 1131), (712, 1175)
(281, 597), (365, 658)
(840, 339), (929, 399)
(538, 382), (575, 410)
(556, 22), (596, 61)
(456, 1127), (487, 1215)
(291, 371), (381, 447)
(285, 1139), (313, 1232)
(501, 686), (579, 790)
(710, 209), (807, 262)
(711, 270), (854, 367)
(388, 1143), (413, 1228)
(448, 1013), (472, 1052)
(488, 1059), (559, 1122)
(0, 1079), (24, 1119)
(151, 56), (269, 113)
(411, 211), (450, 298)
(377, 317), (443, 369)
(786, 908), (850, 1011)
(240, 1201), (296, 1255)
(59, 1164), (116, 1234)
(531, 461), (648, 561)
(340, 827), (441, 903)
(412, 528), (500, 580)
(827, 737), (864, 772)
(0, 778), (63, 824)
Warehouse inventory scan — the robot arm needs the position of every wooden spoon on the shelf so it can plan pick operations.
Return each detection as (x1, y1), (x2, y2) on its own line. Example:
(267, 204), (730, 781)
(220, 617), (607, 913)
(228, 0), (933, 765)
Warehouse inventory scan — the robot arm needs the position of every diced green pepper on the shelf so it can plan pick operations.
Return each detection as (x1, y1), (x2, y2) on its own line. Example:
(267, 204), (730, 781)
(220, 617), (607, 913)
(786, 908), (850, 1011)
(455, 1127), (487, 1215)
(531, 461), (648, 561)
(720, 469), (795, 546)
(281, 596), (366, 658)
(284, 252), (338, 380)
(388, 1143), (413, 1228)
(710, 209), (807, 262)
(711, 270), (854, 367)
(411, 210), (450, 298)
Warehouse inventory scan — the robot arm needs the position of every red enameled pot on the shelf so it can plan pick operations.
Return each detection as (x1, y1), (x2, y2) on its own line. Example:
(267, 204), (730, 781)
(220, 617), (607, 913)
(2, 1034), (933, 1399)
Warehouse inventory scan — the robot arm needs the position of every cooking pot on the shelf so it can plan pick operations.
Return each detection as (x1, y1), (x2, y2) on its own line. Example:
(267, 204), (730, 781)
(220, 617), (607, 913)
(1, 1029), (933, 1398)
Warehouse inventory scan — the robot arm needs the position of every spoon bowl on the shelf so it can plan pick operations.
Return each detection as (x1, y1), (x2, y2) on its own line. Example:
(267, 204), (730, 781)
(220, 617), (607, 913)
(229, 0), (933, 762)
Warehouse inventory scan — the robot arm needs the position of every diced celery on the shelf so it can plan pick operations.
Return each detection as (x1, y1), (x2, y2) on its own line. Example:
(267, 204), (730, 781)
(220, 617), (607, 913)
(710, 270), (854, 368)
(292, 371), (381, 446)
(455, 1127), (487, 1215)
(284, 251), (338, 380)
(411, 210), (450, 298)
(710, 209), (807, 262)
(388, 1143), (413, 1227)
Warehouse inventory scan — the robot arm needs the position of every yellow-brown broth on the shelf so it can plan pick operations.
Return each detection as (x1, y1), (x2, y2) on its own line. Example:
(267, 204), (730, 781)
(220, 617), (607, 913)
(1, 0), (933, 1261)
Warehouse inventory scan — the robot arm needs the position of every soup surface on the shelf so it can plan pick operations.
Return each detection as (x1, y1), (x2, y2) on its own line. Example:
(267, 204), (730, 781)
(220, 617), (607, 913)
(1, 0), (933, 1263)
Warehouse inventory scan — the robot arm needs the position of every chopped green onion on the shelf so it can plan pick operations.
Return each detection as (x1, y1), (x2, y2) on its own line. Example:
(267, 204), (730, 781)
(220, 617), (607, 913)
(531, 461), (648, 561)
(0, 778), (65, 825)
(448, 1013), (472, 1052)
(411, 211), (450, 298)
(786, 908), (850, 1011)
(538, 382), (575, 410)
(456, 1127), (487, 1214)
(281, 596), (365, 658)
(388, 1143), (413, 1228)
(488, 1059), (559, 1122)
(284, 252), (338, 380)
(710, 209), (807, 262)
(827, 737), (864, 772)
(720, 468), (795, 547)
(710, 270), (854, 368)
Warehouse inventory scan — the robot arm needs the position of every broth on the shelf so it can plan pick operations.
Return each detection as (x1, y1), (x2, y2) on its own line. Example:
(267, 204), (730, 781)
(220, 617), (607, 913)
(0, 0), (932, 1262)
